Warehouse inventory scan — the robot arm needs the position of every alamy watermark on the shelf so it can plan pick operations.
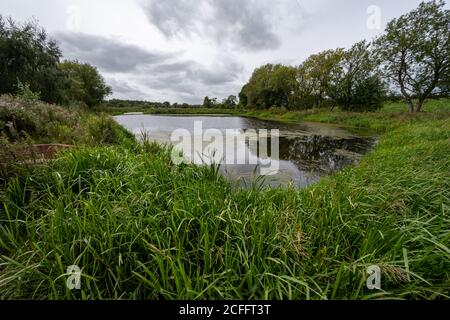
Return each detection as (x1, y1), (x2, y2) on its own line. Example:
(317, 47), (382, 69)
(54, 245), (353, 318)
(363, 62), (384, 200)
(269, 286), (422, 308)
(367, 5), (382, 30)
(366, 265), (381, 290)
(66, 5), (81, 31)
(169, 121), (280, 176)
(66, 265), (81, 290)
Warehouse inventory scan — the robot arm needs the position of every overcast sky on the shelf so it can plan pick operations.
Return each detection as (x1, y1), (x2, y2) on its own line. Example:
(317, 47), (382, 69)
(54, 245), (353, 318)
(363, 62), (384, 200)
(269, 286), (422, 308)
(1, 0), (444, 104)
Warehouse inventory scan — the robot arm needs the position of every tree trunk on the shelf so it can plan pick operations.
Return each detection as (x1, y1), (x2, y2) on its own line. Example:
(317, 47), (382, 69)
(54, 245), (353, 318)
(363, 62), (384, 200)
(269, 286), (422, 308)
(407, 100), (414, 113)
(415, 99), (424, 113)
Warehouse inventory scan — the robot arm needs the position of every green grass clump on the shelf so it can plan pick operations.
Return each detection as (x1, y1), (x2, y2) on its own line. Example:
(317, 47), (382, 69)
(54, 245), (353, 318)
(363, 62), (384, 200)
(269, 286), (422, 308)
(0, 118), (449, 299)
(0, 95), (134, 146)
(0, 95), (136, 182)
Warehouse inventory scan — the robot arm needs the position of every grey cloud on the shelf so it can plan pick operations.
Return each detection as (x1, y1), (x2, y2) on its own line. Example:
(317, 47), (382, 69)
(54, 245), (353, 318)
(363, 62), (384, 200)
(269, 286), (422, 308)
(54, 31), (245, 103)
(106, 78), (148, 99)
(54, 32), (171, 72)
(142, 0), (198, 38)
(149, 59), (244, 86)
(142, 0), (281, 51)
(188, 61), (243, 85)
(126, 57), (244, 103)
(212, 0), (281, 50)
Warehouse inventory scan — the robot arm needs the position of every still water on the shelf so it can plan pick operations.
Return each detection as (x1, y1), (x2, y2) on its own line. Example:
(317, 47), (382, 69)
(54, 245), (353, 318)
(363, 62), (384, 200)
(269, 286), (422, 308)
(114, 115), (376, 188)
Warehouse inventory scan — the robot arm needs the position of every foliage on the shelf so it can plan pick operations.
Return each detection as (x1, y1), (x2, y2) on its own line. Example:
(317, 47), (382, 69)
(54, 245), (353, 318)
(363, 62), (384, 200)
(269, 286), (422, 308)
(239, 64), (297, 109)
(296, 49), (344, 109)
(202, 96), (217, 108)
(0, 16), (67, 104)
(374, 0), (450, 112)
(238, 49), (385, 112)
(100, 99), (200, 110)
(239, 47), (385, 112)
(0, 94), (133, 146)
(238, 1), (448, 113)
(0, 16), (112, 107)
(222, 95), (238, 108)
(335, 41), (386, 111)
(0, 117), (449, 299)
(59, 61), (112, 108)
(15, 80), (41, 104)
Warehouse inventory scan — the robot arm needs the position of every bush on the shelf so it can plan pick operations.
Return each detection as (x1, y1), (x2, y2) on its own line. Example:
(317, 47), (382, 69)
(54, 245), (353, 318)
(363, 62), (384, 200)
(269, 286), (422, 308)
(0, 95), (134, 146)
(15, 81), (41, 105)
(85, 114), (135, 146)
(340, 76), (386, 112)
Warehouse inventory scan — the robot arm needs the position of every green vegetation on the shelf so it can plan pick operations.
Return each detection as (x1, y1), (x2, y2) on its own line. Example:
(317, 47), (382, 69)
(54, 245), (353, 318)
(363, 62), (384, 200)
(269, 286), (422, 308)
(94, 97), (450, 134)
(0, 107), (449, 299)
(240, 98), (450, 133)
(0, 95), (134, 180)
(238, 1), (449, 113)
(0, 0), (449, 300)
(59, 61), (112, 108)
(239, 42), (386, 112)
(0, 16), (111, 107)
(374, 0), (449, 112)
(0, 95), (133, 146)
(96, 2), (448, 114)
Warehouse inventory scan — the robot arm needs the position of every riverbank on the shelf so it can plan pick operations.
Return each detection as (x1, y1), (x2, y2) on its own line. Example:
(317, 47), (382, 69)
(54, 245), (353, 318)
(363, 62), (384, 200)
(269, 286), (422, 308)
(1, 96), (449, 299)
(96, 98), (450, 133)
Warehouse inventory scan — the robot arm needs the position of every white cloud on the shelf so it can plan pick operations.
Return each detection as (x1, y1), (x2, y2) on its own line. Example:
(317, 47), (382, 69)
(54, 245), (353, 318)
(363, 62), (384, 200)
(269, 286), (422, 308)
(1, 0), (442, 104)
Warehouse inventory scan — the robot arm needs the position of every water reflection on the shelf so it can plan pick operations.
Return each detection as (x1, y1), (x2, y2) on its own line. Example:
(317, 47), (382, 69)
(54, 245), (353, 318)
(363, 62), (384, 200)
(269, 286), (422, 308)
(113, 115), (376, 188)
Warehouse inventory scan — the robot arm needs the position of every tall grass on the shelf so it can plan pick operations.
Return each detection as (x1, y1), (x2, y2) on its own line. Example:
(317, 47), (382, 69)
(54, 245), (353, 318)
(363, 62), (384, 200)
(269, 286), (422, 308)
(0, 118), (449, 299)
(0, 95), (134, 146)
(0, 95), (135, 182)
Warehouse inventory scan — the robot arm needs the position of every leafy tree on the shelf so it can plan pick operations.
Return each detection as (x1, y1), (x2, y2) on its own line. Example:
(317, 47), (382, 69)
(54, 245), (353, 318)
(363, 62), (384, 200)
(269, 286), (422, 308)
(203, 96), (216, 108)
(344, 75), (386, 111)
(296, 49), (344, 109)
(238, 84), (249, 108)
(268, 65), (298, 109)
(374, 0), (450, 112)
(240, 64), (297, 109)
(223, 95), (238, 108)
(59, 60), (112, 107)
(0, 16), (66, 103)
(335, 41), (386, 111)
(291, 66), (316, 110)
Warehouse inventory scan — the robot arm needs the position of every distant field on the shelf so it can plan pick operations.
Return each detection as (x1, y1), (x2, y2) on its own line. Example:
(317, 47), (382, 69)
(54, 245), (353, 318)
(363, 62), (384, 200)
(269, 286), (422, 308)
(382, 98), (450, 113)
(95, 98), (450, 134)
(97, 98), (450, 117)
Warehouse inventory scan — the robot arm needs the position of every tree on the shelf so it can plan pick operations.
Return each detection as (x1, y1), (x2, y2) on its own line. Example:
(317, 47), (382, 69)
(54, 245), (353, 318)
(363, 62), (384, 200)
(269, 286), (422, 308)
(59, 60), (112, 107)
(238, 84), (249, 108)
(203, 96), (217, 108)
(374, 0), (450, 112)
(239, 64), (297, 109)
(223, 95), (238, 108)
(334, 41), (386, 111)
(296, 49), (344, 109)
(0, 16), (66, 103)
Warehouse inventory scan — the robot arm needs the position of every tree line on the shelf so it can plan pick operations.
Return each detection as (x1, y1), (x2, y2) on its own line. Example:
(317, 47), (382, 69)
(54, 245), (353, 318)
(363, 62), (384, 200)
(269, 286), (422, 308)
(1, 1), (447, 112)
(236, 1), (449, 113)
(0, 16), (111, 107)
(102, 99), (201, 109)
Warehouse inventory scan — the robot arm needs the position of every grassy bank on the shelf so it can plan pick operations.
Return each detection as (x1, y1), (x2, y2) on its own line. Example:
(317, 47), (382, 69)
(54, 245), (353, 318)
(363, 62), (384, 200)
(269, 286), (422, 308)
(0, 95), (135, 181)
(0, 97), (449, 299)
(97, 98), (450, 133)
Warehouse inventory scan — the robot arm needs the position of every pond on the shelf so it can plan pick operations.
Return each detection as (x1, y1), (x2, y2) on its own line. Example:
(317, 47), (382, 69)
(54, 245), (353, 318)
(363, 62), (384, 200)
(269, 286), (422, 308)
(114, 115), (377, 188)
